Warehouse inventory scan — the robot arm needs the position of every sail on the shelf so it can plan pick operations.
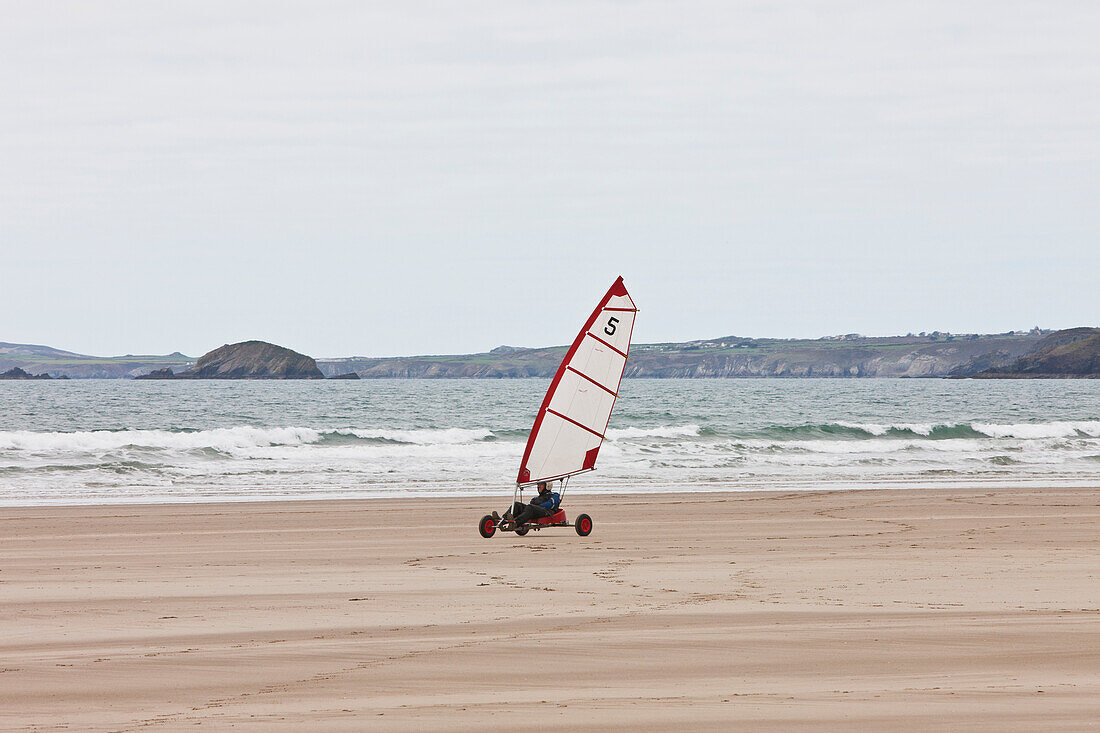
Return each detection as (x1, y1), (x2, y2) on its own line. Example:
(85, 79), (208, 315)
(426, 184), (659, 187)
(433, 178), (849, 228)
(517, 276), (637, 485)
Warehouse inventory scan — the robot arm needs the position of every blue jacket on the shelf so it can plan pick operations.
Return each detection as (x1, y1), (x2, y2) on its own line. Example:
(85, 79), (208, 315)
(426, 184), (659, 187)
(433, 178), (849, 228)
(532, 491), (561, 511)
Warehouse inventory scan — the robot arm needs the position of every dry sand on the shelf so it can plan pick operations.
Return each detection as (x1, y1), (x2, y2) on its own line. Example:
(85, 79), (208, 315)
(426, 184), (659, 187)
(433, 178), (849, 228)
(1, 488), (1098, 731)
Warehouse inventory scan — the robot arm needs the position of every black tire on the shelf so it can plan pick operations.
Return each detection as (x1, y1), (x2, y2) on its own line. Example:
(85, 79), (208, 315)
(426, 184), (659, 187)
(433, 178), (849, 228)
(575, 513), (593, 536)
(515, 526), (530, 536)
(478, 515), (497, 538)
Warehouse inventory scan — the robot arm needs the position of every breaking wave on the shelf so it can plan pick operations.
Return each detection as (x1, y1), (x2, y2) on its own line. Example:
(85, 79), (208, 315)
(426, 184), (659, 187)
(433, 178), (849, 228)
(4, 421), (1096, 458)
(760, 421), (1100, 441)
(325, 427), (494, 445)
(605, 425), (701, 440)
(0, 426), (498, 454)
(0, 426), (324, 453)
(970, 421), (1100, 439)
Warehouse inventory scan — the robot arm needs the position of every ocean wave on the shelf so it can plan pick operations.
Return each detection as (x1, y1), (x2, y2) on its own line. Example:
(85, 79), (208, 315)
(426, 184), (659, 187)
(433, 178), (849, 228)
(3, 421), (1097, 493)
(835, 422), (970, 438)
(765, 422), (983, 440)
(970, 421), (1100, 439)
(605, 425), (701, 440)
(0, 426), (324, 453)
(326, 427), (494, 445)
(762, 421), (1100, 441)
(6, 421), (1092, 457)
(0, 425), (503, 454)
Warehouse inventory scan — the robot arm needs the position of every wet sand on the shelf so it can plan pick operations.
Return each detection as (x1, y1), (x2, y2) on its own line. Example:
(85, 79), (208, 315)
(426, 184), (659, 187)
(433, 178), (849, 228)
(2, 488), (1098, 731)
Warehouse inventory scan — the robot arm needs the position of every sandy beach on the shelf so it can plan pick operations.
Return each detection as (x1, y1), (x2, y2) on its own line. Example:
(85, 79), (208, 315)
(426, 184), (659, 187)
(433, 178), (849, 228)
(2, 488), (1098, 731)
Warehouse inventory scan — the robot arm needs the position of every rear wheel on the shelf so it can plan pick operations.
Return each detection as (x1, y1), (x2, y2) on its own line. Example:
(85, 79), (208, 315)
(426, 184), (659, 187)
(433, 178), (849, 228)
(478, 515), (497, 538)
(515, 526), (530, 536)
(575, 513), (593, 536)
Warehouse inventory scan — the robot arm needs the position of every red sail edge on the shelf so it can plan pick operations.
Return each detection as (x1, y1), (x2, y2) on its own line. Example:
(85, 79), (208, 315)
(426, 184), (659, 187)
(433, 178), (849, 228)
(516, 276), (634, 485)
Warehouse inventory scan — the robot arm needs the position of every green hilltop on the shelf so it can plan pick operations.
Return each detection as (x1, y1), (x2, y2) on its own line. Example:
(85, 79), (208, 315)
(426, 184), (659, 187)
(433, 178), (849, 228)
(0, 342), (194, 379)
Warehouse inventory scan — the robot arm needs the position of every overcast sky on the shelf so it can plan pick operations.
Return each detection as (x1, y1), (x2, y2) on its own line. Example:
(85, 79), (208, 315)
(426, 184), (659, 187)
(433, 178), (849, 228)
(2, 1), (1098, 358)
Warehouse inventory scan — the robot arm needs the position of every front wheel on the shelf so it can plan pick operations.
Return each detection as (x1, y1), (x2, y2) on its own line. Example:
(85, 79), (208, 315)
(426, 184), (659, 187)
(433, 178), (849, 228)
(575, 513), (593, 536)
(478, 515), (497, 538)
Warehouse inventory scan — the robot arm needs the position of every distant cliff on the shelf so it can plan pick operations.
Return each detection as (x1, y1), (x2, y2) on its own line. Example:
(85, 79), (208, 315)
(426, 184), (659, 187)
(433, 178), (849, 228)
(971, 328), (1100, 378)
(137, 341), (324, 379)
(316, 332), (1049, 379)
(4, 330), (1075, 379)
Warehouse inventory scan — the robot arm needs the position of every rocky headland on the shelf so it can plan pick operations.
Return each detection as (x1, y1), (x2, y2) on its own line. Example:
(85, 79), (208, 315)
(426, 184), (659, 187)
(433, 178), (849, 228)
(971, 328), (1100, 378)
(137, 341), (324, 379)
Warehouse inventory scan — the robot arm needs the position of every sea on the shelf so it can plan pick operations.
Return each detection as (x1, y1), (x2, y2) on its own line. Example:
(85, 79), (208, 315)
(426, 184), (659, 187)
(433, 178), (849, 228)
(1, 378), (1098, 506)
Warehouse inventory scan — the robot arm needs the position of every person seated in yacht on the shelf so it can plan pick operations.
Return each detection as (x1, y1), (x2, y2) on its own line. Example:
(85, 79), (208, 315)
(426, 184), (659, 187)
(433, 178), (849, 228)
(494, 481), (560, 528)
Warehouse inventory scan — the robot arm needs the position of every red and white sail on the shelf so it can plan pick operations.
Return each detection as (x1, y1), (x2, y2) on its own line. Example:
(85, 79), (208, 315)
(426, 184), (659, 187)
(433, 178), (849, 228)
(517, 276), (637, 485)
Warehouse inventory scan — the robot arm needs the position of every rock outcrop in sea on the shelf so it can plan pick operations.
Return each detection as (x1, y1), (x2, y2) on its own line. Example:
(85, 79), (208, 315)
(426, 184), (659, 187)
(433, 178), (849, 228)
(137, 341), (324, 379)
(137, 368), (177, 380)
(0, 367), (60, 380)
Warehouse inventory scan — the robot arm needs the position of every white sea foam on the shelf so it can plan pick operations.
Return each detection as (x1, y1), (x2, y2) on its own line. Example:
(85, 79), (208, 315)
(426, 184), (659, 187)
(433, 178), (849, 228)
(0, 426), (506, 454)
(332, 427), (493, 444)
(970, 421), (1100, 439)
(605, 425), (701, 440)
(836, 421), (939, 435)
(789, 438), (984, 454)
(833, 421), (1100, 439)
(0, 426), (324, 453)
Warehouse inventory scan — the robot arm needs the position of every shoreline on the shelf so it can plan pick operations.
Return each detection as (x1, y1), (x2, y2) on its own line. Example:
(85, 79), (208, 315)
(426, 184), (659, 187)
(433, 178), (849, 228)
(3, 483), (1097, 516)
(3, 486), (1098, 730)
(6, 477), (1100, 509)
